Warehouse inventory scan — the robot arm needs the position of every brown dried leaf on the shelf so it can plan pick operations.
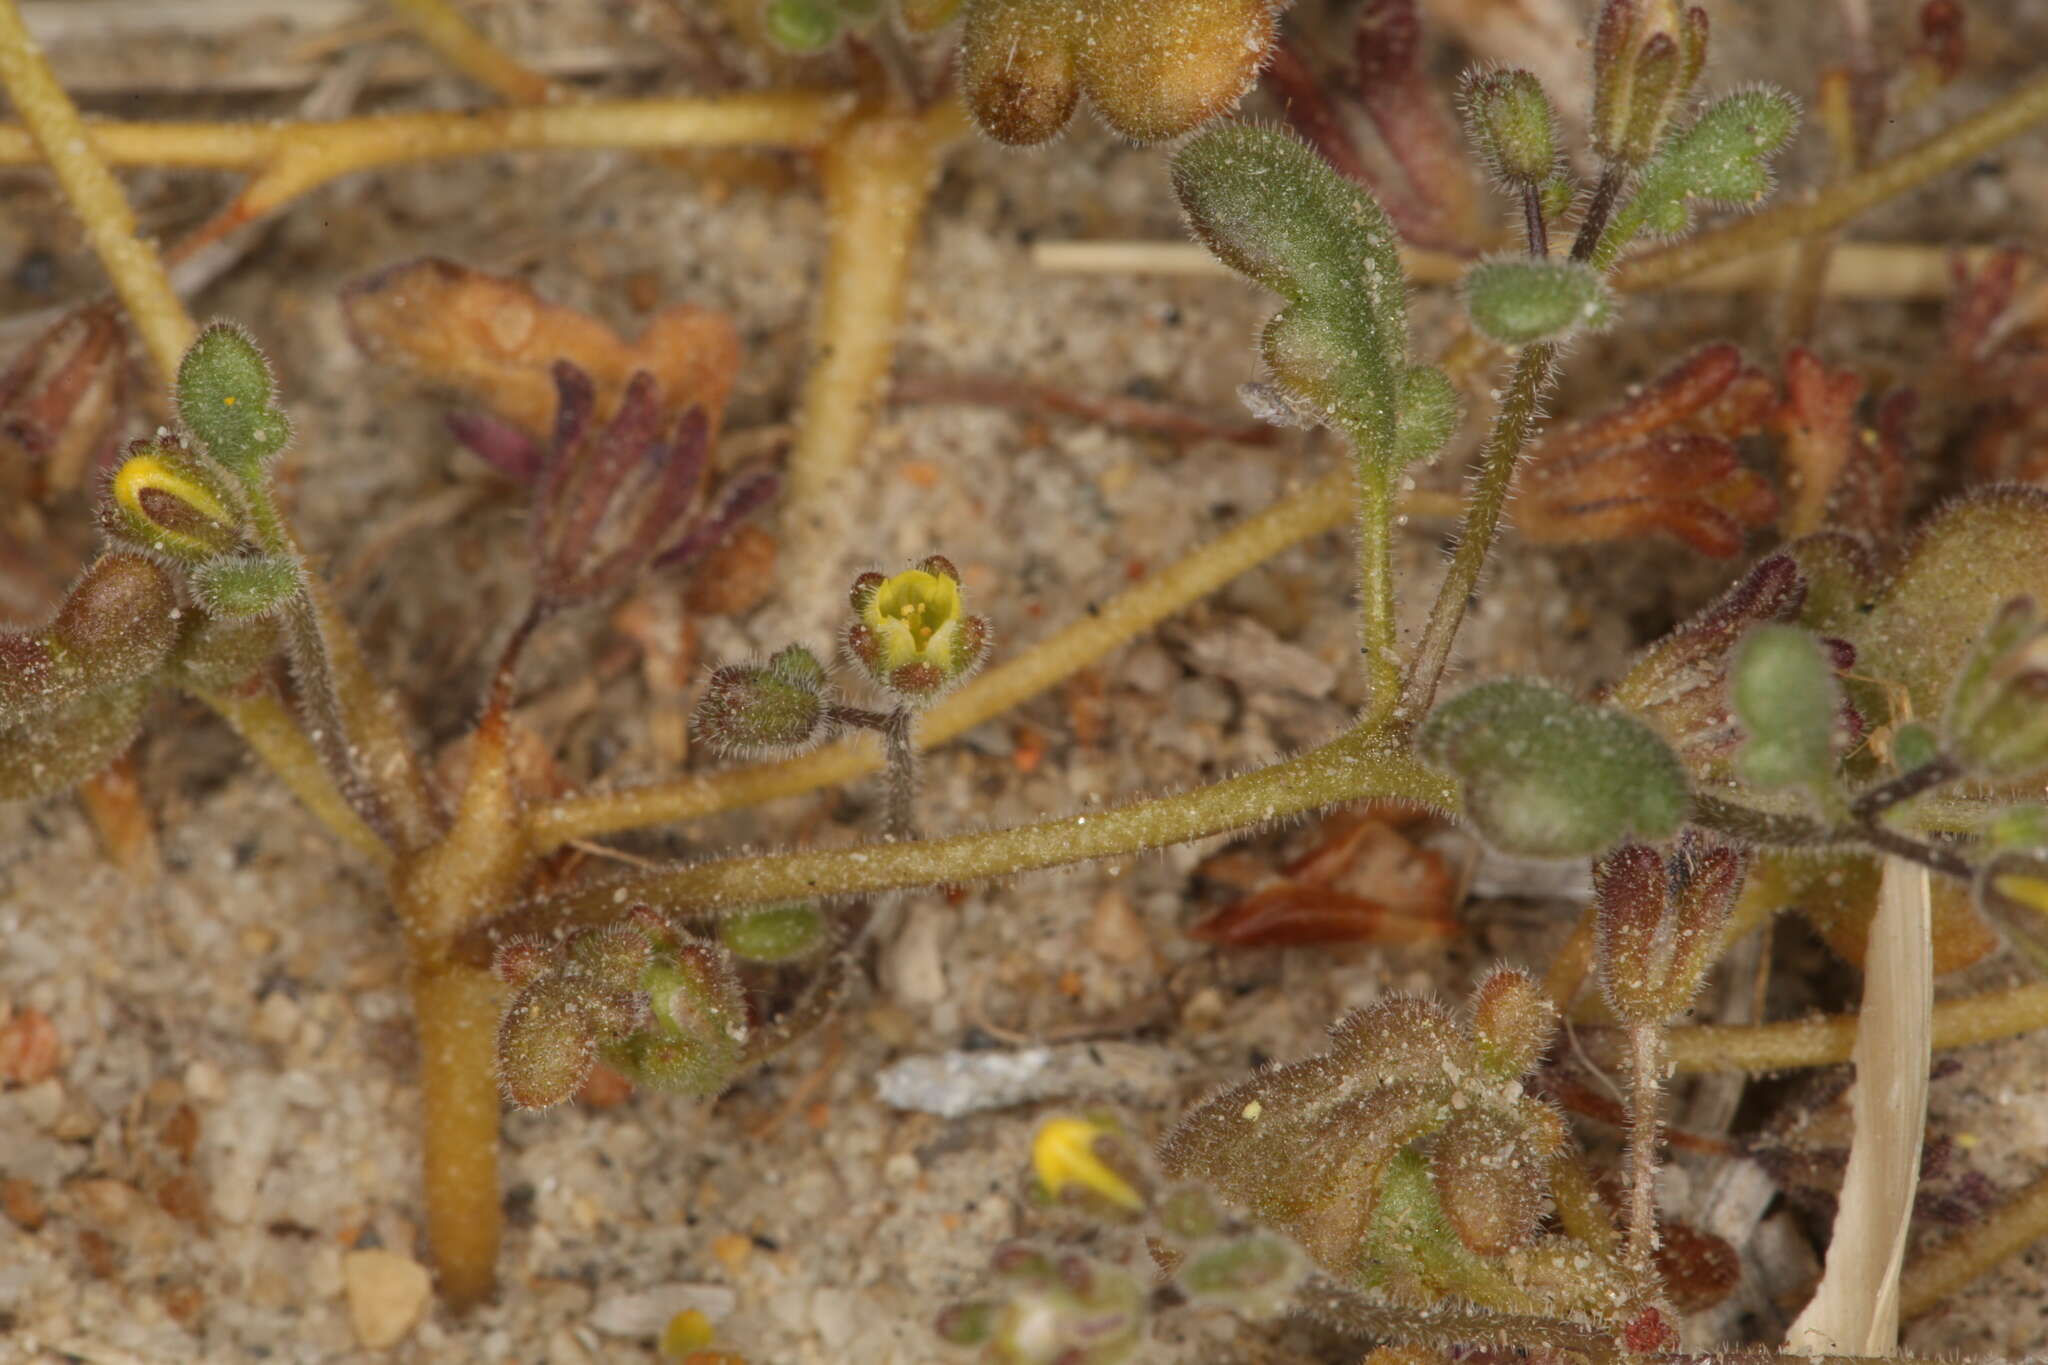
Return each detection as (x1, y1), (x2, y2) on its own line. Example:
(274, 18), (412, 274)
(1188, 811), (1456, 947)
(1520, 346), (1779, 557)
(342, 258), (740, 438)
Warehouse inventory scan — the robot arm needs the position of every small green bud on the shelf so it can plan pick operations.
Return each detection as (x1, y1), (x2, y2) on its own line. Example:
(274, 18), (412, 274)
(1594, 833), (1744, 1024)
(1945, 598), (2048, 781)
(191, 553), (303, 620)
(602, 937), (749, 1098)
(1469, 966), (1556, 1079)
(762, 0), (839, 52)
(694, 647), (831, 754)
(1462, 68), (1560, 185)
(1176, 1233), (1308, 1317)
(104, 438), (243, 562)
(175, 322), (293, 475)
(1462, 258), (1613, 348)
(1418, 679), (1690, 859)
(1891, 721), (1943, 777)
(717, 902), (827, 962)
(932, 1299), (999, 1347)
(1731, 623), (1841, 799)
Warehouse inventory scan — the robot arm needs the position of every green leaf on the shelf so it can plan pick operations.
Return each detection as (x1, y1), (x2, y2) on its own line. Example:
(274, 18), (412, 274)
(1172, 124), (1414, 468)
(175, 323), (293, 476)
(1418, 679), (1690, 859)
(192, 553), (303, 619)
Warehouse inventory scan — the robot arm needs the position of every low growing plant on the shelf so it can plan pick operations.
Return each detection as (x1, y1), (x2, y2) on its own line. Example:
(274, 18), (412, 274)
(6, 0), (2048, 1358)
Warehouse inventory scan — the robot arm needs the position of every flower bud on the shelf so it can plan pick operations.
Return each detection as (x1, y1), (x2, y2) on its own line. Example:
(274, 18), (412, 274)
(496, 978), (597, 1110)
(844, 562), (989, 702)
(1469, 966), (1556, 1079)
(1595, 833), (1744, 1024)
(717, 901), (827, 963)
(1430, 1109), (1547, 1255)
(1463, 257), (1613, 348)
(105, 438), (243, 562)
(601, 936), (749, 1098)
(1076, 0), (1277, 145)
(1591, 0), (1710, 167)
(1945, 598), (2048, 780)
(175, 322), (293, 476)
(1418, 679), (1689, 860)
(4, 554), (179, 727)
(1462, 68), (1560, 186)
(692, 644), (831, 753)
(961, 0), (1080, 146)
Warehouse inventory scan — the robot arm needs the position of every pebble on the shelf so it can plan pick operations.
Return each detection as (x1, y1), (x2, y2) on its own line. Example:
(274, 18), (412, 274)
(1082, 891), (1151, 965)
(589, 1283), (737, 1338)
(343, 1248), (433, 1349)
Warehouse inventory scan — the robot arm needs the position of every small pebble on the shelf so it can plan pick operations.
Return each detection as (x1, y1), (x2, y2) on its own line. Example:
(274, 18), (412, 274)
(590, 1283), (737, 1339)
(343, 1248), (433, 1349)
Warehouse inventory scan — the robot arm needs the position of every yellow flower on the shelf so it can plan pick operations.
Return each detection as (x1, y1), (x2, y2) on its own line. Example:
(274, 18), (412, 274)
(845, 556), (990, 701)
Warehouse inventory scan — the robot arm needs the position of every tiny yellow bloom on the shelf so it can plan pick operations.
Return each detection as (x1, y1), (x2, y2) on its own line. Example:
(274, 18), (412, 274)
(1032, 1116), (1144, 1212)
(659, 1308), (717, 1359)
(845, 556), (990, 700)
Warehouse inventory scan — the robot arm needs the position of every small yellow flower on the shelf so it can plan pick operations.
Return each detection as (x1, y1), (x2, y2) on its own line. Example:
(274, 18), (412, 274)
(1031, 1116), (1145, 1212)
(845, 556), (990, 701)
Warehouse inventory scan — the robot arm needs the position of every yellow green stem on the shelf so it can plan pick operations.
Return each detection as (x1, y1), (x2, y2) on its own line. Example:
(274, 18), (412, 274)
(195, 686), (393, 867)
(1665, 982), (2048, 1074)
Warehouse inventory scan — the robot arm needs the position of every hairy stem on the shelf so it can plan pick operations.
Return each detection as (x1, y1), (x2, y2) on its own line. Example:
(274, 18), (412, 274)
(784, 100), (965, 512)
(1398, 343), (1557, 724)
(1901, 1164), (2048, 1320)
(489, 727), (1454, 947)
(1850, 754), (1963, 822)
(1617, 71), (2048, 293)
(410, 962), (505, 1311)
(1655, 982), (2048, 1074)
(387, 0), (559, 104)
(1623, 1023), (1665, 1283)
(0, 0), (192, 378)
(193, 686), (394, 865)
(524, 466), (1360, 848)
(1354, 460), (1402, 724)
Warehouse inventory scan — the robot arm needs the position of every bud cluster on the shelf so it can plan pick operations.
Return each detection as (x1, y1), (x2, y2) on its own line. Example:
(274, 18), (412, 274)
(492, 906), (751, 1109)
(1157, 972), (1588, 1292)
(1594, 833), (1745, 1025)
(1590, 0), (1709, 168)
